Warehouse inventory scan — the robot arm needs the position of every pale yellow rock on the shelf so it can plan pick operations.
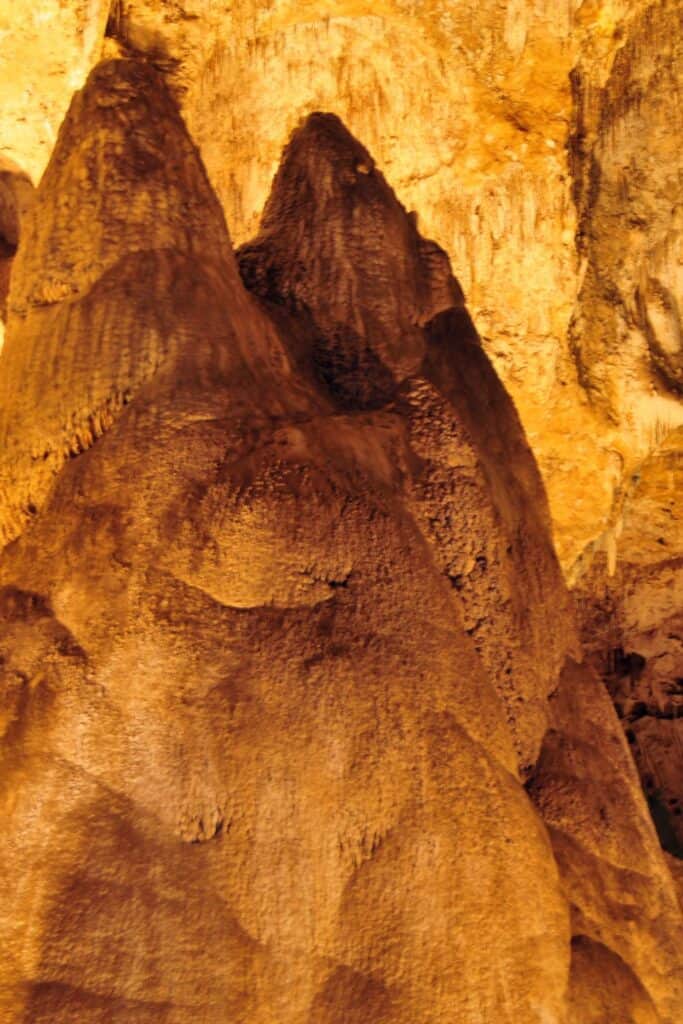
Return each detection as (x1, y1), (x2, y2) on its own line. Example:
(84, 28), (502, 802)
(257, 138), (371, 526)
(0, 0), (110, 183)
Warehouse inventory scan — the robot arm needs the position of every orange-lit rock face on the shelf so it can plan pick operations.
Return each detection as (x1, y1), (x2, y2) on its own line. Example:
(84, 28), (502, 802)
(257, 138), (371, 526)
(1, 0), (682, 578)
(237, 111), (578, 773)
(108, 0), (594, 568)
(0, 58), (244, 545)
(0, 60), (572, 1023)
(1, 58), (682, 1023)
(0, 3), (682, 1020)
(528, 658), (683, 1021)
(0, 1), (110, 182)
(0, 162), (35, 349)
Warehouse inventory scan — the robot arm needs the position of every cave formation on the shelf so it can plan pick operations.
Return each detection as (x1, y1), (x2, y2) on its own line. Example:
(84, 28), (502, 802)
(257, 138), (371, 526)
(0, 3), (681, 1022)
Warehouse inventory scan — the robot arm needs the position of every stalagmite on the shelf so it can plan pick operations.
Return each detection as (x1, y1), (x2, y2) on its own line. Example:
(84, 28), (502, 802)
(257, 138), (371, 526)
(0, 59), (584, 1023)
(0, 1), (681, 1020)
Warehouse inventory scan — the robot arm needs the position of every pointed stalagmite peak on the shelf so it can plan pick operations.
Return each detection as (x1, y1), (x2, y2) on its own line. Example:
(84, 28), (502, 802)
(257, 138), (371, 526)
(237, 110), (577, 776)
(0, 59), (247, 548)
(238, 111), (463, 407)
(9, 58), (237, 317)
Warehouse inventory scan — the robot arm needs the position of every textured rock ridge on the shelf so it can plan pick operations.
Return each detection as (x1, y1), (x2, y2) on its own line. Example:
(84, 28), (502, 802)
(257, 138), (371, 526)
(238, 113), (461, 404)
(2, 1), (683, 584)
(0, 57), (682, 1024)
(238, 111), (577, 772)
(563, 0), (683, 863)
(237, 113), (683, 1016)
(0, 59), (250, 547)
(575, 391), (683, 857)
(528, 658), (683, 1021)
(571, 0), (683, 422)
(0, 62), (572, 1024)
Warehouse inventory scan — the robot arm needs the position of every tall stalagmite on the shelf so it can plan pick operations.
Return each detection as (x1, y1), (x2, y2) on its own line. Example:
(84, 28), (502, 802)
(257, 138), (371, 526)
(0, 58), (681, 1024)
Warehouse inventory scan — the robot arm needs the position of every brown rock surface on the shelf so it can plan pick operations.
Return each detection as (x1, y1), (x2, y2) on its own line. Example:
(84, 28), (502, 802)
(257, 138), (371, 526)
(236, 111), (578, 772)
(0, 58), (250, 546)
(0, 0), (652, 572)
(567, 936), (661, 1024)
(0, 59), (575, 1024)
(576, 419), (683, 862)
(571, 0), (683, 426)
(1, 1), (682, 580)
(578, 554), (683, 859)
(0, 162), (34, 342)
(528, 657), (683, 1020)
(94, 0), (683, 580)
(102, 0), (600, 571)
(0, 35), (681, 1024)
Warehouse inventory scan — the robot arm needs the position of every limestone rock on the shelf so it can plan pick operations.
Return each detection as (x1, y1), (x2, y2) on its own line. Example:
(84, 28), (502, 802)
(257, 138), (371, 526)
(2, 1), (682, 583)
(0, 59), (252, 545)
(0, 59), (573, 1024)
(237, 111), (578, 772)
(0, 0), (606, 568)
(0, 162), (35, 343)
(571, 0), (683, 426)
(576, 422), (683, 861)
(528, 658), (683, 1021)
(0, 45), (682, 1024)
(98, 0), (683, 578)
(578, 552), (683, 859)
(0, 162), (34, 252)
(567, 936), (661, 1024)
(0, 0), (110, 186)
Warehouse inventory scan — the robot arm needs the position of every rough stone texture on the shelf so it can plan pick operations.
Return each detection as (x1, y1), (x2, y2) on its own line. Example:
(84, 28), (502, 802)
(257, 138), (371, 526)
(571, 0), (683, 425)
(98, 0), (683, 582)
(236, 112), (578, 773)
(528, 658), (683, 1021)
(0, 60), (575, 1024)
(567, 936), (661, 1024)
(0, 58), (246, 546)
(0, 0), (110, 184)
(103, 0), (601, 572)
(1, 57), (681, 1023)
(0, 0), (642, 571)
(1, 2), (682, 580)
(578, 554), (683, 859)
(0, 163), (34, 252)
(559, 5), (683, 854)
(576, 417), (683, 860)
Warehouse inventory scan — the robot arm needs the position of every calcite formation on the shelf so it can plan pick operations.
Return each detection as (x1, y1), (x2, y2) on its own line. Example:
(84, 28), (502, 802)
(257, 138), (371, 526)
(1, 1), (681, 579)
(0, 57), (245, 546)
(528, 658), (683, 1021)
(0, 0), (110, 184)
(0, 56), (681, 1024)
(236, 111), (577, 772)
(102, 0), (599, 570)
